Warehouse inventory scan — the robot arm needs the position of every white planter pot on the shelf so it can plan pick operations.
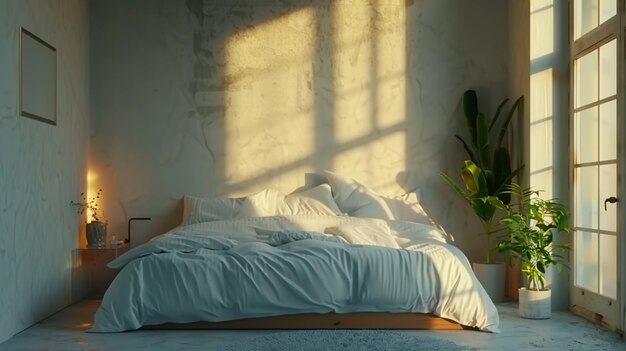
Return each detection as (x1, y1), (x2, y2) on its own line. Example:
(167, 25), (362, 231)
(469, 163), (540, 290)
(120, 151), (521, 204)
(86, 221), (107, 247)
(518, 287), (551, 319)
(472, 262), (506, 302)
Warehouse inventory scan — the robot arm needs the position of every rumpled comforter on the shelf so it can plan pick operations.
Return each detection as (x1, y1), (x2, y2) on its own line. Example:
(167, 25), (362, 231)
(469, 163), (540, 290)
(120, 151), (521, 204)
(91, 215), (500, 332)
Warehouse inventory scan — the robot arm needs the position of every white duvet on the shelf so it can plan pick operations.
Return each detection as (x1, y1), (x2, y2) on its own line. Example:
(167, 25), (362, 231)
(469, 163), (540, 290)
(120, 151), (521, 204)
(91, 215), (500, 333)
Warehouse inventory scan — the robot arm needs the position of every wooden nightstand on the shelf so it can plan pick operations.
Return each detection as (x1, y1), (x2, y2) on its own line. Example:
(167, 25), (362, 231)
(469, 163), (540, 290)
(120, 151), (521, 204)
(77, 243), (129, 298)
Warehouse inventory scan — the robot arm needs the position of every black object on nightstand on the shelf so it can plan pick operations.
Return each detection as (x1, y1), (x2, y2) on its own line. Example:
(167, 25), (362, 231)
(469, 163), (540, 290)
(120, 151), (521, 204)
(125, 217), (151, 245)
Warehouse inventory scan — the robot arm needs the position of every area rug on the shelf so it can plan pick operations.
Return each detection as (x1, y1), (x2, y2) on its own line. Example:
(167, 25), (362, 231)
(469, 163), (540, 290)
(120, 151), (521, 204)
(223, 330), (467, 351)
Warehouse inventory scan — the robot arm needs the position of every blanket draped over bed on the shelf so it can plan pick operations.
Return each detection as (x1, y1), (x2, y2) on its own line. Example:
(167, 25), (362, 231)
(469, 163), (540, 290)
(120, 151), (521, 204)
(91, 215), (500, 333)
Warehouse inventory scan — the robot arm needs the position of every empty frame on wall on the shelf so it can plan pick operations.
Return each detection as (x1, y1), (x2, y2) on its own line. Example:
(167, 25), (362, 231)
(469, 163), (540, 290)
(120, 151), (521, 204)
(20, 27), (57, 125)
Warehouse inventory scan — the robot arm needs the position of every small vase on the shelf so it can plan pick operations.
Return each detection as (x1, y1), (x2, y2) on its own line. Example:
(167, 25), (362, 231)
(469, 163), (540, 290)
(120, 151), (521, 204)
(86, 221), (107, 247)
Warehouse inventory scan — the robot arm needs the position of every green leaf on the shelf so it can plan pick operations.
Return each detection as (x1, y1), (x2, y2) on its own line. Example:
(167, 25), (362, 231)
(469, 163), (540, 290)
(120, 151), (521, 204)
(463, 90), (479, 147)
(440, 172), (469, 201)
(489, 98), (510, 132)
(476, 113), (491, 169)
(484, 169), (496, 195)
(492, 147), (512, 203)
(470, 197), (496, 222)
(444, 161), (498, 224)
(537, 261), (545, 274)
(460, 160), (487, 196)
(496, 95), (524, 147)
(488, 196), (508, 210)
(494, 165), (524, 197)
(455, 135), (478, 165)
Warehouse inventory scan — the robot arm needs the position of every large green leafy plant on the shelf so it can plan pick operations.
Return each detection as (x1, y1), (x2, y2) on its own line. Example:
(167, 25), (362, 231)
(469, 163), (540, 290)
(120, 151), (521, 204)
(440, 160), (502, 263)
(440, 90), (524, 263)
(494, 184), (570, 290)
(456, 90), (524, 205)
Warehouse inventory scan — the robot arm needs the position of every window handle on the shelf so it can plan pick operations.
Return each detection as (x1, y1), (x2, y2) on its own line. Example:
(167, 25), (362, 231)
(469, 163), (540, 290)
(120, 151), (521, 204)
(604, 197), (619, 211)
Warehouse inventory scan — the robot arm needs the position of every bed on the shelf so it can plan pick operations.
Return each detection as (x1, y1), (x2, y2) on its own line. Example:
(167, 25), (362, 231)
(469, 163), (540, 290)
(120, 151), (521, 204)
(90, 172), (500, 333)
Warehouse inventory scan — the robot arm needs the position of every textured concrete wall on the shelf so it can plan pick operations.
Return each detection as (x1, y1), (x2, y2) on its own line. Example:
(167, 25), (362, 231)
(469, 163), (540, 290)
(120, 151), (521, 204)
(0, 0), (90, 343)
(90, 0), (510, 261)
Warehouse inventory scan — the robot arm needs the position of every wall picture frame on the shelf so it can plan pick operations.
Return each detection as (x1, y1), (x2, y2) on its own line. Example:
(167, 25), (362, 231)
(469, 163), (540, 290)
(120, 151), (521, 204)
(20, 27), (57, 126)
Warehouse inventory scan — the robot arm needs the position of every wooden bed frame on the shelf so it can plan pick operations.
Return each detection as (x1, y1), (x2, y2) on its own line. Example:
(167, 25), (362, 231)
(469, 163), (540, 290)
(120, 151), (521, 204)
(142, 312), (471, 330)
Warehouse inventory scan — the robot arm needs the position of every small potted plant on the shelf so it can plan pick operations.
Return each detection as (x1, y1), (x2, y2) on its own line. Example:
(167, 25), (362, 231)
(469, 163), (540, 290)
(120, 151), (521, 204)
(71, 189), (107, 247)
(494, 184), (570, 319)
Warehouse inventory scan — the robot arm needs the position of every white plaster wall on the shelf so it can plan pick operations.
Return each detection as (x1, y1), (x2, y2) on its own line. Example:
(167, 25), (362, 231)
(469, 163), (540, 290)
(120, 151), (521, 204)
(0, 0), (89, 343)
(90, 0), (510, 261)
(406, 0), (511, 262)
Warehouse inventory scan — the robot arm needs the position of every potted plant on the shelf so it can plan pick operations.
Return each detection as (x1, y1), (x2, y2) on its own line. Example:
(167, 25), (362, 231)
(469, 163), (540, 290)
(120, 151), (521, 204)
(71, 189), (107, 247)
(440, 90), (523, 301)
(440, 160), (507, 300)
(494, 184), (570, 319)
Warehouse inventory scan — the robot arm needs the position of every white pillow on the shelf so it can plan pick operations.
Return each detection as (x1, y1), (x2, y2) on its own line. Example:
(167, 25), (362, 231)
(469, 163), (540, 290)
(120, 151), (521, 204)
(237, 189), (286, 218)
(324, 170), (395, 219)
(282, 184), (342, 216)
(237, 185), (342, 218)
(383, 192), (431, 225)
(324, 171), (430, 224)
(324, 224), (400, 249)
(182, 195), (243, 225)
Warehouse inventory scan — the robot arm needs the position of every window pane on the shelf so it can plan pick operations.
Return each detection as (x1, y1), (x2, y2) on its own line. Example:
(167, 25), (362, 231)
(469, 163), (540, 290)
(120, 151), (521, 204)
(599, 164), (617, 232)
(530, 120), (552, 170)
(530, 4), (554, 60)
(599, 100), (616, 161)
(599, 234), (617, 298)
(576, 231), (599, 292)
(576, 166), (598, 229)
(599, 39), (616, 99)
(599, 0), (617, 24)
(530, 69), (553, 122)
(576, 49), (598, 107)
(575, 0), (599, 39)
(530, 168), (553, 200)
(576, 107), (598, 163)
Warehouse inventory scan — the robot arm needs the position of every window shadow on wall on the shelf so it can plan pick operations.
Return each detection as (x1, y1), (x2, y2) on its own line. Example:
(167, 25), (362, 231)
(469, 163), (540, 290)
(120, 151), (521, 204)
(186, 0), (408, 199)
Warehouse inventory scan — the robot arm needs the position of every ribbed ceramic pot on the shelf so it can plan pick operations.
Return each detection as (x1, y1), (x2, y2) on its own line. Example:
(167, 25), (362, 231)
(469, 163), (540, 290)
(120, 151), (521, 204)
(86, 221), (107, 247)
(518, 287), (551, 319)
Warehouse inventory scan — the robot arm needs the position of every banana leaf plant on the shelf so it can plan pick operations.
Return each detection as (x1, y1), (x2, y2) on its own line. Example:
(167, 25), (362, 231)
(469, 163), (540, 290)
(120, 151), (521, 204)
(456, 90), (524, 205)
(440, 90), (524, 263)
(440, 160), (506, 263)
(493, 184), (570, 290)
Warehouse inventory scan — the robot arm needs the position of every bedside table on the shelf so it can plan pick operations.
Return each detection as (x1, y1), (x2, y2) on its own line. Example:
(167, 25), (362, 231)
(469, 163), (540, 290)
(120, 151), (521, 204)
(77, 243), (129, 298)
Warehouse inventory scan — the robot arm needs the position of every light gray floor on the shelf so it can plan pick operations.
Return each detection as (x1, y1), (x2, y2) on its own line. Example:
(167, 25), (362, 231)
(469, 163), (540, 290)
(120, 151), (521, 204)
(0, 300), (624, 350)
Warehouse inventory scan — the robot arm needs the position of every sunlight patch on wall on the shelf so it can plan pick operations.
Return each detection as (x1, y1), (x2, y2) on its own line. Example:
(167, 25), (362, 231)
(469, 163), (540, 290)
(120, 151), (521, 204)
(86, 170), (99, 223)
(331, 1), (406, 195)
(373, 6), (405, 132)
(332, 4), (375, 145)
(222, 2), (407, 196)
(335, 131), (406, 194)
(224, 8), (317, 196)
